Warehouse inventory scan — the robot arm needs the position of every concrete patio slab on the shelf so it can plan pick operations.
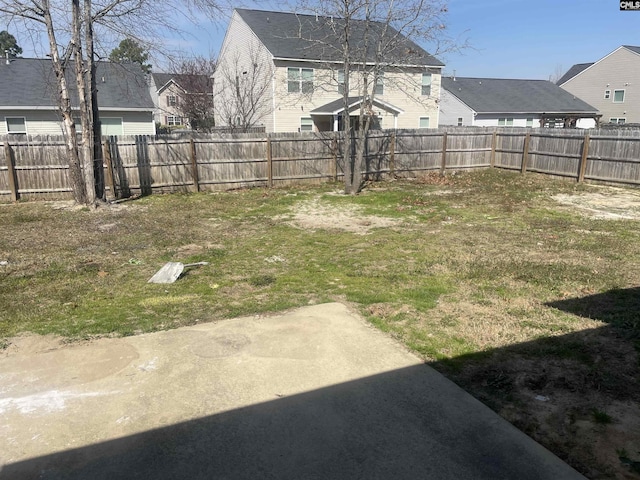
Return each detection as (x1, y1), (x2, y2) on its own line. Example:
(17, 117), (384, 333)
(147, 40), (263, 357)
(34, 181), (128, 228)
(0, 302), (585, 479)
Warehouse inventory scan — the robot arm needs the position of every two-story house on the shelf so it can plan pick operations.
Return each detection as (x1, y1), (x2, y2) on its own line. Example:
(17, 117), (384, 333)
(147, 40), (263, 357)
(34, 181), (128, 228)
(214, 8), (444, 132)
(558, 46), (640, 125)
(150, 73), (213, 130)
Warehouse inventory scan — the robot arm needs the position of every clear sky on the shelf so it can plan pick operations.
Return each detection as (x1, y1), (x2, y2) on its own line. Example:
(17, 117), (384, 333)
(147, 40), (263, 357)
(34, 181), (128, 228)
(11, 0), (640, 81)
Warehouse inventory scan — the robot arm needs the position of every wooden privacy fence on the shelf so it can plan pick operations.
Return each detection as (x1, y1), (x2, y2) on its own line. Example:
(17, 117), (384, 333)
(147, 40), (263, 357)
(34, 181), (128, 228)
(1, 127), (640, 201)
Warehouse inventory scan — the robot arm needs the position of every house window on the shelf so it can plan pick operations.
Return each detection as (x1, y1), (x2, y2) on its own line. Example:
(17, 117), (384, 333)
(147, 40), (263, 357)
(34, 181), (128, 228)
(166, 116), (183, 126)
(419, 117), (430, 129)
(337, 70), (345, 95)
(300, 117), (313, 132)
(374, 72), (384, 96)
(526, 118), (533, 127)
(6, 117), (26, 134)
(167, 95), (178, 107)
(421, 73), (432, 96)
(604, 90), (611, 99)
(457, 117), (463, 126)
(613, 90), (625, 103)
(101, 117), (123, 136)
(498, 118), (514, 126)
(288, 67), (314, 94)
(610, 117), (626, 124)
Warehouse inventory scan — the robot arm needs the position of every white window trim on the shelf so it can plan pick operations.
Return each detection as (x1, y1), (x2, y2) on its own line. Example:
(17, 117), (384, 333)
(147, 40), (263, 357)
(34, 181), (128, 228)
(166, 115), (183, 126)
(167, 95), (178, 107)
(300, 117), (313, 132)
(288, 67), (314, 94)
(457, 117), (463, 126)
(609, 117), (626, 124)
(101, 117), (124, 136)
(374, 72), (384, 96)
(526, 118), (533, 127)
(419, 116), (430, 129)
(6, 116), (27, 134)
(421, 73), (432, 96)
(604, 90), (611, 99)
(337, 70), (345, 94)
(498, 118), (514, 126)
(613, 89), (625, 103)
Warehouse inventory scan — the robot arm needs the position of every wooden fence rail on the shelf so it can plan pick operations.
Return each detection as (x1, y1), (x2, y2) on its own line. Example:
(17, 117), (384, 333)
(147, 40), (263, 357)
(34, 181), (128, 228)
(1, 127), (639, 201)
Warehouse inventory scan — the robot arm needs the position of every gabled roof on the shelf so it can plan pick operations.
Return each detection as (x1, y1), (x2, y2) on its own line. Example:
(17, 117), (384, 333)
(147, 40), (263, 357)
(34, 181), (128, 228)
(623, 45), (640, 55)
(152, 73), (212, 94)
(0, 58), (153, 110)
(441, 77), (598, 114)
(556, 63), (593, 85)
(310, 96), (404, 115)
(235, 8), (444, 67)
(557, 45), (640, 85)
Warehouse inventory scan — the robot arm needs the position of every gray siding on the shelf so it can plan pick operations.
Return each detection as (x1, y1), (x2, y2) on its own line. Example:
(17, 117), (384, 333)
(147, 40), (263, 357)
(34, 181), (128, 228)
(560, 47), (640, 124)
(214, 11), (275, 132)
(439, 90), (474, 126)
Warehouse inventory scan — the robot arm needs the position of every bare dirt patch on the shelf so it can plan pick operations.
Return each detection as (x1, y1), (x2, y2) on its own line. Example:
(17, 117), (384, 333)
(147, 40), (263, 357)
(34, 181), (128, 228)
(553, 189), (640, 220)
(281, 197), (401, 235)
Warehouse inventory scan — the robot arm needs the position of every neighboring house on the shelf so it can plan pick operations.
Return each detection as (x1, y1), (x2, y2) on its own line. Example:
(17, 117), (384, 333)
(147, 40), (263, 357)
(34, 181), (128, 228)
(150, 73), (213, 129)
(439, 77), (600, 128)
(214, 8), (444, 132)
(0, 58), (155, 136)
(558, 45), (640, 125)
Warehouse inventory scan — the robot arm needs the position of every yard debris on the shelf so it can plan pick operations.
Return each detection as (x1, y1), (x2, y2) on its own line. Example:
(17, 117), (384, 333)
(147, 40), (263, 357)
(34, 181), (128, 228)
(0, 261), (8, 266)
(534, 395), (550, 402)
(148, 261), (209, 284)
(264, 255), (286, 263)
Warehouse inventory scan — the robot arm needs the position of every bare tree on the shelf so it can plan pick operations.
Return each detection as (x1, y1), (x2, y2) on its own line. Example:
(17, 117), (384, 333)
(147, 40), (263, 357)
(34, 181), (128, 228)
(172, 56), (216, 132)
(0, 0), (223, 205)
(214, 48), (273, 132)
(549, 64), (565, 84)
(292, 0), (452, 194)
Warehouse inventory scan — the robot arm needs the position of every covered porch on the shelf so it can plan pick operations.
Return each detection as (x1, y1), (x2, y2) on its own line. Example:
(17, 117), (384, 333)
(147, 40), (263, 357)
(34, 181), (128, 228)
(310, 97), (404, 132)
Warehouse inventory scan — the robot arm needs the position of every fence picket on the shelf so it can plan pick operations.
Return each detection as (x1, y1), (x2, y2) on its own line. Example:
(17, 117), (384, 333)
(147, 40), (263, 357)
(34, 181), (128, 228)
(1, 128), (639, 201)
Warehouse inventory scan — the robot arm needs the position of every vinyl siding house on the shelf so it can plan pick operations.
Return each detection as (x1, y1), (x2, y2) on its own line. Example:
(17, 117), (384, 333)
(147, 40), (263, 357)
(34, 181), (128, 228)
(0, 58), (155, 136)
(558, 46), (640, 125)
(214, 9), (444, 133)
(439, 77), (600, 128)
(150, 73), (213, 129)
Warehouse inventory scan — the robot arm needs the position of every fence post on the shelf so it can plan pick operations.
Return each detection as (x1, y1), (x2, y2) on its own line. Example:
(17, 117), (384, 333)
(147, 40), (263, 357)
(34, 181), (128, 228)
(266, 136), (273, 188)
(190, 139), (200, 192)
(578, 133), (590, 183)
(331, 136), (338, 182)
(389, 130), (396, 177)
(521, 132), (531, 174)
(102, 138), (116, 201)
(440, 131), (448, 175)
(4, 141), (18, 202)
(490, 131), (497, 167)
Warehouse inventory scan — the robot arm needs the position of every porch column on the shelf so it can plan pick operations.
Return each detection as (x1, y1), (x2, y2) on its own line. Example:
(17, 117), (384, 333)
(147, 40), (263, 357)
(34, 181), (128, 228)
(394, 114), (398, 130)
(333, 115), (339, 132)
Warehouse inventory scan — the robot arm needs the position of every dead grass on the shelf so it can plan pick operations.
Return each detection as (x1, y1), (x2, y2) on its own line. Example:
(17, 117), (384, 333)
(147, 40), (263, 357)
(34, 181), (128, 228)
(2, 169), (640, 478)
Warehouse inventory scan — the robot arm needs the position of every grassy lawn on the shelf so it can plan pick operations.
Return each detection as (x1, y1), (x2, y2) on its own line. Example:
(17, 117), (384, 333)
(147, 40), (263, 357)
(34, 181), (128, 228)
(2, 168), (640, 478)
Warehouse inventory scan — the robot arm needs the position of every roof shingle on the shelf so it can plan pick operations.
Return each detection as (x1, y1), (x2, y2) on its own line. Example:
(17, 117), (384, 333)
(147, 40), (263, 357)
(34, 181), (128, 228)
(235, 8), (444, 67)
(0, 58), (153, 109)
(442, 77), (598, 114)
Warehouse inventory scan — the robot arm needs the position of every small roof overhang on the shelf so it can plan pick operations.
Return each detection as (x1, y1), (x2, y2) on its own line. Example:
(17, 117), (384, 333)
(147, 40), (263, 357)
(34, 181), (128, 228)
(310, 96), (404, 115)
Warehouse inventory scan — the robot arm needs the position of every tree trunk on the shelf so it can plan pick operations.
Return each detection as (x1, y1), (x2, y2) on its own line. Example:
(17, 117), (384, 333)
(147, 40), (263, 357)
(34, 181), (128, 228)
(43, 0), (86, 204)
(86, 0), (105, 201)
(73, 0), (97, 206)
